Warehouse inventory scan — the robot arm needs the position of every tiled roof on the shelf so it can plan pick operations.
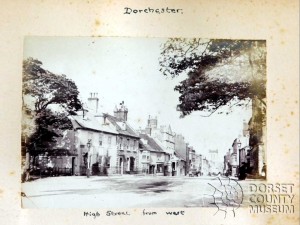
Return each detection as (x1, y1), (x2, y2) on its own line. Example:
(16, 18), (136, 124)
(139, 133), (164, 152)
(69, 114), (118, 134)
(103, 114), (139, 138)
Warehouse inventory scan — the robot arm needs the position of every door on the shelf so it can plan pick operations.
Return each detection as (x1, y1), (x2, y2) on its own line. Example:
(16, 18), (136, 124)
(71, 157), (75, 175)
(130, 157), (135, 172)
(119, 157), (123, 174)
(172, 162), (176, 176)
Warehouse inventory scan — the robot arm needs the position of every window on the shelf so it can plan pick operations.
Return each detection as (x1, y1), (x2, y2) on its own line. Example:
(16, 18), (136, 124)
(157, 164), (163, 173)
(131, 140), (134, 149)
(142, 155), (146, 159)
(107, 157), (110, 168)
(119, 137), (123, 149)
(127, 139), (130, 149)
(157, 153), (162, 161)
(133, 140), (136, 149)
(99, 134), (103, 146)
(108, 136), (111, 145)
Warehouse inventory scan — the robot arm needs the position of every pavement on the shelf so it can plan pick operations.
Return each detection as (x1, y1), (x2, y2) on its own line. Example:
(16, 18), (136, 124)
(21, 175), (263, 208)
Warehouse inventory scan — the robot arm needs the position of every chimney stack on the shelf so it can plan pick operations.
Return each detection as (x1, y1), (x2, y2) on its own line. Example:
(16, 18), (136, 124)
(114, 101), (128, 121)
(87, 92), (99, 114)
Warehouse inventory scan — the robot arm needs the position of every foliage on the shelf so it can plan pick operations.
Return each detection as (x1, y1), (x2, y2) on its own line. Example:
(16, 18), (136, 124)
(26, 110), (73, 154)
(159, 39), (266, 118)
(23, 58), (82, 115)
(22, 58), (82, 153)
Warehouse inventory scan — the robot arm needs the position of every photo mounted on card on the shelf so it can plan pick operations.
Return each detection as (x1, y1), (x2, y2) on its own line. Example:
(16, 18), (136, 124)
(21, 36), (295, 216)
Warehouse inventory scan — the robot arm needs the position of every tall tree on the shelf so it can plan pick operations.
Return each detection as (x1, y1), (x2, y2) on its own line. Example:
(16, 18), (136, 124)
(159, 39), (266, 119)
(23, 58), (82, 115)
(22, 58), (82, 165)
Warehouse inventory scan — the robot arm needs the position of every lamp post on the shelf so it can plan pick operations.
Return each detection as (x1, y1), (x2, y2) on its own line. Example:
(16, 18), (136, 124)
(86, 140), (91, 178)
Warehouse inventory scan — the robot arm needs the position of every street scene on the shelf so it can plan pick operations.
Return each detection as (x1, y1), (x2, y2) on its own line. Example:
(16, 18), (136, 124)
(21, 37), (266, 208)
(22, 175), (261, 208)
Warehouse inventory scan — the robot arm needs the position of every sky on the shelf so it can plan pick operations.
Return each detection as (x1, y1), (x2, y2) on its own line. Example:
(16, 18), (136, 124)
(23, 37), (252, 162)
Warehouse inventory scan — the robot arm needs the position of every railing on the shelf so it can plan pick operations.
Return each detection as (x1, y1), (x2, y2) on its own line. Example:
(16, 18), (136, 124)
(30, 167), (72, 177)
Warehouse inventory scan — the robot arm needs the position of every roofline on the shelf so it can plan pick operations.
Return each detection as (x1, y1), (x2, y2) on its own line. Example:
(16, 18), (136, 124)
(74, 127), (118, 135)
(117, 133), (140, 139)
(139, 146), (168, 153)
(149, 149), (167, 153)
(104, 114), (140, 139)
(139, 135), (164, 152)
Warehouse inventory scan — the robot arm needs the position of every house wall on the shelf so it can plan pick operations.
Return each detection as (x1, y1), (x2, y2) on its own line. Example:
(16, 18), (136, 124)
(150, 127), (175, 155)
(116, 135), (139, 173)
(74, 129), (118, 175)
(195, 154), (202, 172)
(139, 149), (150, 173)
(177, 161), (186, 176)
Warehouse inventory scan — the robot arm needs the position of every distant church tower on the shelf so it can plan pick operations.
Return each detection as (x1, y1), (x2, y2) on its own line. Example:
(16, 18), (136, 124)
(145, 115), (157, 135)
(114, 101), (128, 121)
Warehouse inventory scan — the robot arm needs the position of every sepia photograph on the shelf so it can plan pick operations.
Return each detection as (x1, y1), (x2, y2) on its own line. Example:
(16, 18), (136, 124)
(21, 37), (267, 209)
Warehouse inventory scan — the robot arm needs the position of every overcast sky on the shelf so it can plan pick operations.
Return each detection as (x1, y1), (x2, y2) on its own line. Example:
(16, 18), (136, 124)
(23, 37), (252, 162)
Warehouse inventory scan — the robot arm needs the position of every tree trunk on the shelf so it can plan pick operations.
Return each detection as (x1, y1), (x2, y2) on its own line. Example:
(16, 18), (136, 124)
(22, 150), (31, 182)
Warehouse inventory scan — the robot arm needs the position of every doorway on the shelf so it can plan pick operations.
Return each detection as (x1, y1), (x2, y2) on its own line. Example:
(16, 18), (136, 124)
(130, 157), (135, 172)
(71, 157), (75, 175)
(119, 157), (123, 174)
